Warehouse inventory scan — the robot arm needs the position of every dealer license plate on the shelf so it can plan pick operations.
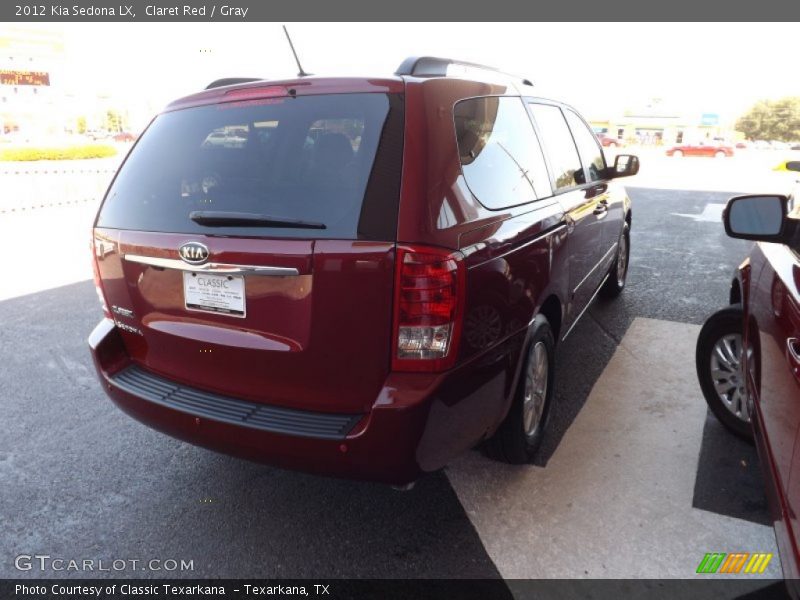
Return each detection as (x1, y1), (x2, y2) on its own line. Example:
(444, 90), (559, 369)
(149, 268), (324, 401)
(183, 272), (245, 318)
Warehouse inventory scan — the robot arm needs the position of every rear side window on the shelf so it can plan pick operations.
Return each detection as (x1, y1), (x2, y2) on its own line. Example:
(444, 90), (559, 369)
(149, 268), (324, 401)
(528, 103), (583, 191)
(564, 109), (606, 183)
(97, 93), (403, 240)
(454, 96), (552, 210)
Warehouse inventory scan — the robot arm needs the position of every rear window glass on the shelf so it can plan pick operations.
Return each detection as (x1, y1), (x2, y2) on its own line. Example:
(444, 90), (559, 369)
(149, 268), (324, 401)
(97, 93), (402, 239)
(453, 96), (552, 209)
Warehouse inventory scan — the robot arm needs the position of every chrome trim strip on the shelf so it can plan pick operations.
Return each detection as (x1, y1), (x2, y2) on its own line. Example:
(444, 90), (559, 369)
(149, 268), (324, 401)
(124, 254), (300, 277)
(496, 223), (568, 260)
(465, 223), (568, 269)
(562, 273), (609, 342)
(572, 242), (618, 296)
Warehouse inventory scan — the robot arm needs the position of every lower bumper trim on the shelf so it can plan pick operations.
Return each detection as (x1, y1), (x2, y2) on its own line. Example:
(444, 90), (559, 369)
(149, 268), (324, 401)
(108, 365), (362, 440)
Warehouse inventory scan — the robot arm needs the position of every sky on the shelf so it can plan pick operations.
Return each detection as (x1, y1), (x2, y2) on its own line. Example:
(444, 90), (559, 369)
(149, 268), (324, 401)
(21, 22), (800, 125)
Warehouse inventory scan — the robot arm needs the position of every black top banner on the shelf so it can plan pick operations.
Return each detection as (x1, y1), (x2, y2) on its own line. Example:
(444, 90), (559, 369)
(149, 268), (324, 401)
(2, 0), (800, 21)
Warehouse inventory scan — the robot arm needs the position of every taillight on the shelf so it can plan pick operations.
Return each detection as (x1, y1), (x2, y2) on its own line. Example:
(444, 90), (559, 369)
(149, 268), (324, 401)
(91, 234), (111, 319)
(392, 245), (465, 372)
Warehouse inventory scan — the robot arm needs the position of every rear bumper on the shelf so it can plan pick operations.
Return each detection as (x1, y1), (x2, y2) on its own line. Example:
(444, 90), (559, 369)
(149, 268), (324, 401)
(89, 319), (516, 485)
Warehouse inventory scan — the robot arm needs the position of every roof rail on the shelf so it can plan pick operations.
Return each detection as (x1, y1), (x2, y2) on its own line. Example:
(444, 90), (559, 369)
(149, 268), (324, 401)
(395, 56), (532, 86)
(205, 77), (263, 90)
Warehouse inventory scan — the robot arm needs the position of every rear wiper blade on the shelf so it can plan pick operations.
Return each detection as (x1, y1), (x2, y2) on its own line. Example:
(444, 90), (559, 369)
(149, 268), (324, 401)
(189, 211), (326, 229)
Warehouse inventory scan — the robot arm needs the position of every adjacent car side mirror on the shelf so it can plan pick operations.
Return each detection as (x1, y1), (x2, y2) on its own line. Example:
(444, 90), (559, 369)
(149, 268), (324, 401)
(611, 154), (639, 178)
(775, 161), (800, 172)
(723, 194), (796, 244)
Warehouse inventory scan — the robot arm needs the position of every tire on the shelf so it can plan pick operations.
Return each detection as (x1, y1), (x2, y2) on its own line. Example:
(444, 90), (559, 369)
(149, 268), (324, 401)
(672, 150), (683, 157)
(485, 316), (555, 464)
(695, 305), (753, 440)
(715, 150), (726, 158)
(600, 222), (630, 298)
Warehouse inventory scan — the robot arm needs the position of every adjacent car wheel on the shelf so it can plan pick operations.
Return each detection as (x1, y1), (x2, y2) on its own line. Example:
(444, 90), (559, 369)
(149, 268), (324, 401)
(715, 150), (727, 158)
(485, 316), (555, 464)
(601, 222), (630, 298)
(695, 305), (753, 440)
(672, 150), (684, 157)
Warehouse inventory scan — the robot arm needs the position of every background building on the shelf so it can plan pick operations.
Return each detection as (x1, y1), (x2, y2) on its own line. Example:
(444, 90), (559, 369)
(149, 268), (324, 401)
(590, 98), (740, 146)
(0, 27), (65, 137)
(0, 26), (155, 142)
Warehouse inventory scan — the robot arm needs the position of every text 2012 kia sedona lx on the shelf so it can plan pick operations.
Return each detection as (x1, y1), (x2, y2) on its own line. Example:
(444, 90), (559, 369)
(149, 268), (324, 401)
(89, 57), (639, 485)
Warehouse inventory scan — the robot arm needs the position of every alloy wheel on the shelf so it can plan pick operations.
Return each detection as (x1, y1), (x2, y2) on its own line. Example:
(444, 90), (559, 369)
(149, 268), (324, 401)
(710, 333), (750, 423)
(616, 234), (628, 285)
(523, 341), (549, 438)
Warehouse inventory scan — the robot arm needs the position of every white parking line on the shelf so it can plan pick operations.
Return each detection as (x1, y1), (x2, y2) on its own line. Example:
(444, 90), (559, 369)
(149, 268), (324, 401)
(672, 203), (726, 223)
(447, 318), (779, 579)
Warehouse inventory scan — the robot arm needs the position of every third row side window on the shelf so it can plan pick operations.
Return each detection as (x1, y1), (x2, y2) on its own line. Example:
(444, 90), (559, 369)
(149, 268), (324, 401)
(454, 96), (552, 210)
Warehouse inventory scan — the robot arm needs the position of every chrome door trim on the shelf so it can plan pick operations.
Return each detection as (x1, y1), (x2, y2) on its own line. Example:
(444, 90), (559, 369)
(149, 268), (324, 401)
(572, 242), (617, 296)
(562, 273), (609, 342)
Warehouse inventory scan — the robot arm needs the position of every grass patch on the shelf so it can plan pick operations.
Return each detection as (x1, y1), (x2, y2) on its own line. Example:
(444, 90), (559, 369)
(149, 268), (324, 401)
(0, 145), (117, 161)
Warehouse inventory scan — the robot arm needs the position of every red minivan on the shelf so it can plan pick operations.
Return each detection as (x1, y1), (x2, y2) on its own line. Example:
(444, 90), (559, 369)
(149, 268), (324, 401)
(89, 57), (639, 485)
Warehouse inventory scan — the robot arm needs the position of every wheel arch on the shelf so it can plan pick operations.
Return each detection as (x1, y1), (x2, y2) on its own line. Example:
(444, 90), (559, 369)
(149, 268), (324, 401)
(488, 293), (563, 439)
(729, 277), (742, 306)
(538, 294), (563, 344)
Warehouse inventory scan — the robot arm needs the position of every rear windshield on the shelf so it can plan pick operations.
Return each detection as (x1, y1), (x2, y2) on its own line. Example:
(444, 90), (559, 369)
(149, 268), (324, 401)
(97, 93), (403, 240)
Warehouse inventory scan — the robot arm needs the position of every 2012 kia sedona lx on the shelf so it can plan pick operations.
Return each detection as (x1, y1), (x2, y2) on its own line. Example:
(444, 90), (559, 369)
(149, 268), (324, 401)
(89, 57), (639, 485)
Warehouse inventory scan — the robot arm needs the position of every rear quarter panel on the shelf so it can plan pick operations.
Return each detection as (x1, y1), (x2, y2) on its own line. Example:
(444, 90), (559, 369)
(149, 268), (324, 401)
(397, 77), (572, 449)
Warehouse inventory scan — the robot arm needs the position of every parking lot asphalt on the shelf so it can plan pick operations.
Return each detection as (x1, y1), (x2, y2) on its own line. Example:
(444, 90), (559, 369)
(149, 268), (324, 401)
(0, 185), (783, 582)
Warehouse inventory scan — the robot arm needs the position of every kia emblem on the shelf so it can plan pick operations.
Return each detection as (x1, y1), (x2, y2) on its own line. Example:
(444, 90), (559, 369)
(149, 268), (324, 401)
(179, 242), (210, 265)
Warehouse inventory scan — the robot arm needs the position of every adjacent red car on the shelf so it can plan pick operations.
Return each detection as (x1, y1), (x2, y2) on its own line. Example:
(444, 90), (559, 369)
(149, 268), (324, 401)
(88, 57), (638, 485)
(666, 143), (734, 158)
(697, 161), (800, 589)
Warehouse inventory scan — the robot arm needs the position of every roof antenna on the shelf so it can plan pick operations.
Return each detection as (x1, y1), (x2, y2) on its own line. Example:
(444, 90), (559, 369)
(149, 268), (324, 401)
(283, 25), (311, 77)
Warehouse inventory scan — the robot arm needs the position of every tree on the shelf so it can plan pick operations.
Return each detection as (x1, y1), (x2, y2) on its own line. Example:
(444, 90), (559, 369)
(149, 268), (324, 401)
(736, 97), (800, 141)
(105, 109), (124, 133)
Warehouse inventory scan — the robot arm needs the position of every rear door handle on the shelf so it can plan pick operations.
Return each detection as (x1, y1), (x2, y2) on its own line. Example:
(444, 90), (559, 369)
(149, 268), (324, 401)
(593, 202), (608, 215)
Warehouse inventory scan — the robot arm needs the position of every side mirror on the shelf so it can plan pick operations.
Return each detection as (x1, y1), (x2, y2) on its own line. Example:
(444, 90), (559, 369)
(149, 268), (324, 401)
(611, 154), (639, 178)
(723, 194), (795, 243)
(775, 160), (800, 172)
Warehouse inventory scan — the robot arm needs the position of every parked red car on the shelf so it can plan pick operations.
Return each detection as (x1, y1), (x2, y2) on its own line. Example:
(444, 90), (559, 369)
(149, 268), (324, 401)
(666, 143), (734, 158)
(113, 131), (137, 143)
(696, 161), (800, 588)
(597, 133), (623, 148)
(88, 57), (639, 485)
